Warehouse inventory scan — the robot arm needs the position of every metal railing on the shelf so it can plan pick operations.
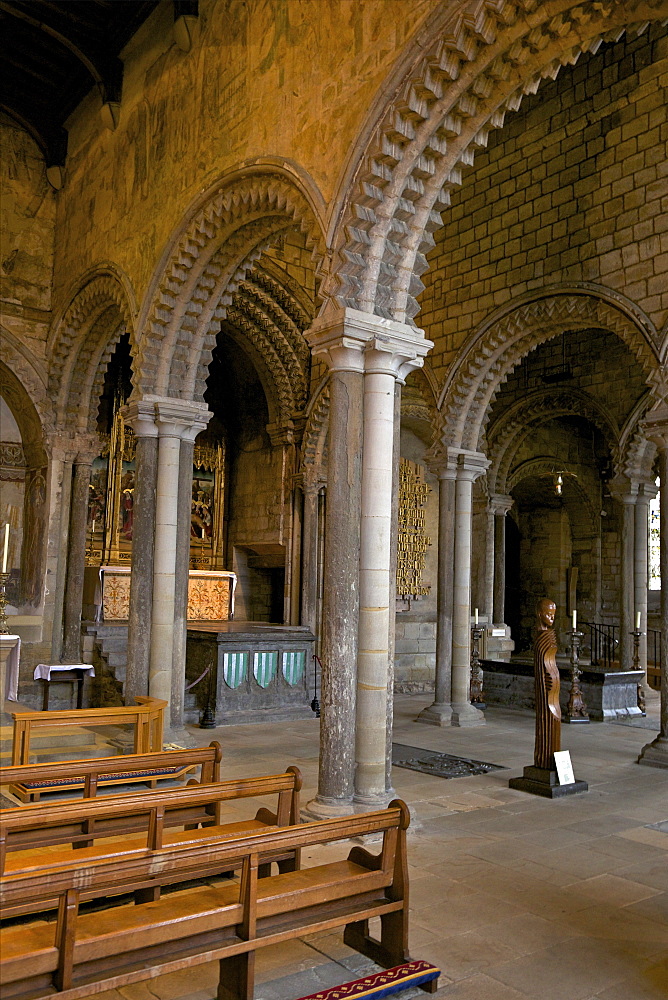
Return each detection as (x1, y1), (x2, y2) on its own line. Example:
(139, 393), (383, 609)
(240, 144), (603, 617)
(648, 627), (662, 690)
(584, 622), (619, 669)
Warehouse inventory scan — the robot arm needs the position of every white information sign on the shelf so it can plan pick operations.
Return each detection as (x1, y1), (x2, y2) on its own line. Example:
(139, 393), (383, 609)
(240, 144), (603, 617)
(553, 750), (575, 786)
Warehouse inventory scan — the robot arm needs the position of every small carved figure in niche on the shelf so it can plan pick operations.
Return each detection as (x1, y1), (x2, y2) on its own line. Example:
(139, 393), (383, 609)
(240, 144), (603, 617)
(533, 597), (561, 769)
(120, 471), (134, 540)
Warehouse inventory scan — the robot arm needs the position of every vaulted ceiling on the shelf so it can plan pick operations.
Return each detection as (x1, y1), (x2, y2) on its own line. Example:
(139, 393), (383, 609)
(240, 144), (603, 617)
(0, 0), (166, 166)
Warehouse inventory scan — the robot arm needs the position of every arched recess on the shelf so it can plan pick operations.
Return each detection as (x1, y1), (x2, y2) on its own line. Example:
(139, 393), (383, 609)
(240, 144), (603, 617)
(328, 0), (668, 323)
(135, 167), (326, 406)
(0, 359), (49, 607)
(487, 385), (619, 496)
(436, 289), (660, 454)
(48, 271), (136, 436)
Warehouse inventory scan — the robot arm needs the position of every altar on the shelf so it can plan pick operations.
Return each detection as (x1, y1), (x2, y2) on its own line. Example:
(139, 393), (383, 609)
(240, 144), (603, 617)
(99, 567), (236, 622)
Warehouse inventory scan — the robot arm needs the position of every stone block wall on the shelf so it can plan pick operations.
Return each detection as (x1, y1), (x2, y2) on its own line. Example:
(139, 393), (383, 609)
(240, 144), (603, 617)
(418, 24), (668, 380)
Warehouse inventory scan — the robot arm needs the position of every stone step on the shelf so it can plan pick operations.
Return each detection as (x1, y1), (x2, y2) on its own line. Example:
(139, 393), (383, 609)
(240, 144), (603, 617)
(3, 743), (121, 765)
(0, 727), (97, 753)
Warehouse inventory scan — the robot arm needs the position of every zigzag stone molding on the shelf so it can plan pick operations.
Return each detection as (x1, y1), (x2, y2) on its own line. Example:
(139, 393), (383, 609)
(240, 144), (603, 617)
(330, 0), (668, 323)
(438, 292), (658, 452)
(135, 174), (323, 400)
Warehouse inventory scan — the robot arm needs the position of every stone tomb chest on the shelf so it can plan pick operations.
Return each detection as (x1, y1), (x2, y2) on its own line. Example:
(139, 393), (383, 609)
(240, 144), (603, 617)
(186, 622), (316, 725)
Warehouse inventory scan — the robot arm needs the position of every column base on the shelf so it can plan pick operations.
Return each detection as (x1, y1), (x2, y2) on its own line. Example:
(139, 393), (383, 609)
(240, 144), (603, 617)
(416, 702), (452, 726)
(637, 735), (668, 769)
(509, 765), (588, 798)
(451, 702), (486, 727)
(302, 795), (355, 821)
(353, 789), (395, 812)
(162, 726), (198, 749)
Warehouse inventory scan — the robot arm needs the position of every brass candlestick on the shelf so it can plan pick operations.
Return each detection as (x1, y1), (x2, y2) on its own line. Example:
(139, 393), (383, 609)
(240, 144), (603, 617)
(470, 624), (485, 709)
(564, 627), (589, 723)
(0, 572), (10, 634)
(632, 627), (645, 716)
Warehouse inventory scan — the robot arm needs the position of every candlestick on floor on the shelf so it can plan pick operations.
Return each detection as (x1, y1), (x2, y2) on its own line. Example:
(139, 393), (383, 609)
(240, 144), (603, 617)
(0, 572), (10, 635)
(631, 627), (646, 716)
(563, 627), (589, 723)
(470, 624), (486, 710)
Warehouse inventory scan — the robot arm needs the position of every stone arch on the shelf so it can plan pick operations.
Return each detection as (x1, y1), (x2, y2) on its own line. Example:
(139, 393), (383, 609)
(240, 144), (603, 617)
(487, 385), (619, 496)
(329, 1), (668, 322)
(508, 455), (598, 535)
(135, 167), (326, 404)
(617, 395), (657, 482)
(437, 288), (660, 453)
(0, 326), (52, 442)
(301, 380), (330, 479)
(48, 271), (136, 433)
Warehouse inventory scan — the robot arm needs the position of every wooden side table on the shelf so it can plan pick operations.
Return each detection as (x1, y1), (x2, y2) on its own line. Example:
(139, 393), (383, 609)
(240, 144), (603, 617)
(33, 664), (95, 710)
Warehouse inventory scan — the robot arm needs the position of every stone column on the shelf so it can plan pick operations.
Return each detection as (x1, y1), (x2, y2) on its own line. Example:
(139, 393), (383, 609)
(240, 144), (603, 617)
(61, 437), (99, 662)
(417, 457), (456, 726)
(491, 494), (513, 623)
(123, 402), (158, 703)
(302, 323), (365, 817)
(305, 308), (432, 814)
(639, 415), (668, 767)
(451, 451), (489, 727)
(300, 470), (324, 634)
(635, 482), (656, 683)
(48, 451), (73, 663)
(610, 478), (637, 671)
(148, 400), (211, 718)
(171, 431), (197, 729)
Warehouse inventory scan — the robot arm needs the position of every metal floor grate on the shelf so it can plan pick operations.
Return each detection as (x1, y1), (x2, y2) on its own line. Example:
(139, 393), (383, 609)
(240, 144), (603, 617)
(391, 743), (506, 779)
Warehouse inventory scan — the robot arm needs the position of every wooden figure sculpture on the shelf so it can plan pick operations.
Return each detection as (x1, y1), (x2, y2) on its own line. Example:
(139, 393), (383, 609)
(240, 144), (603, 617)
(533, 597), (561, 769)
(509, 596), (588, 797)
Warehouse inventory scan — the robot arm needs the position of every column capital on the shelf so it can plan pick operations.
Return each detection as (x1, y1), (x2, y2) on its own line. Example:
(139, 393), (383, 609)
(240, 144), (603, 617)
(122, 399), (159, 438)
(642, 404), (668, 452)
(608, 474), (639, 503)
(306, 307), (432, 381)
(125, 396), (212, 442)
(448, 448), (490, 483)
(266, 419), (297, 447)
(489, 493), (513, 516)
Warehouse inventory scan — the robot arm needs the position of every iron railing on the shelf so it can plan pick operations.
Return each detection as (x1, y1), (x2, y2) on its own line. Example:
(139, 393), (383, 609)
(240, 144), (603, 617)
(584, 622), (619, 669)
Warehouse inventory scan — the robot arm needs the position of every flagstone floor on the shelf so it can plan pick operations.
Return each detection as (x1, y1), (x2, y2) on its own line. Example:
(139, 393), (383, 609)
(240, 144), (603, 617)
(5, 691), (668, 1000)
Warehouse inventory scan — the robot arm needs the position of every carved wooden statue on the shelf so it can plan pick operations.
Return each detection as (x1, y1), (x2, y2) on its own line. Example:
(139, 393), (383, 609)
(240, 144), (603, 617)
(533, 598), (561, 769)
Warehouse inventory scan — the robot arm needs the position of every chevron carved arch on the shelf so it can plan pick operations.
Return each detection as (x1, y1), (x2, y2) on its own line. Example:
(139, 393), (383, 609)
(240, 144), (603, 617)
(437, 290), (659, 453)
(329, 0), (668, 323)
(487, 385), (618, 495)
(136, 171), (324, 402)
(48, 273), (134, 434)
(301, 381), (330, 479)
(0, 325), (52, 442)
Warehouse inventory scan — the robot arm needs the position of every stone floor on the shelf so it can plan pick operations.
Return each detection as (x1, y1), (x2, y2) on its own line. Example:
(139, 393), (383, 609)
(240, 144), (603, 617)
(5, 691), (668, 1000)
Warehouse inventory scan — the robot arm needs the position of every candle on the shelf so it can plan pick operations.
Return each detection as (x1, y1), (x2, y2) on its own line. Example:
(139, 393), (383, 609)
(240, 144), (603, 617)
(91, 518), (96, 536)
(474, 608), (478, 626)
(1, 523), (8, 573)
(572, 609), (577, 630)
(636, 612), (641, 630)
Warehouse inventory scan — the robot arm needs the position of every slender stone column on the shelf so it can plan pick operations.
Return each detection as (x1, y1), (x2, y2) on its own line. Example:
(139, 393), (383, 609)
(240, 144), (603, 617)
(305, 308), (432, 814)
(417, 458), (456, 726)
(491, 494), (513, 623)
(385, 383), (401, 794)
(61, 438), (99, 662)
(635, 483), (656, 681)
(49, 451), (73, 663)
(300, 471), (324, 634)
(123, 402), (158, 703)
(451, 452), (489, 727)
(148, 400), (211, 716)
(171, 433), (196, 728)
(639, 417), (668, 768)
(610, 478), (637, 671)
(484, 503), (495, 621)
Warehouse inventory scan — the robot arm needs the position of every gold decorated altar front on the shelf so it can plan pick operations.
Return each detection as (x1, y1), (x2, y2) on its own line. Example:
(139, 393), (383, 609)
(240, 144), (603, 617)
(99, 567), (236, 622)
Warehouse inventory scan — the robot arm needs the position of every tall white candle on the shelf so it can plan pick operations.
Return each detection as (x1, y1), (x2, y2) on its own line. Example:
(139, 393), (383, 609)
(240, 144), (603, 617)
(474, 608), (478, 626)
(572, 609), (577, 630)
(2, 523), (8, 573)
(636, 611), (641, 630)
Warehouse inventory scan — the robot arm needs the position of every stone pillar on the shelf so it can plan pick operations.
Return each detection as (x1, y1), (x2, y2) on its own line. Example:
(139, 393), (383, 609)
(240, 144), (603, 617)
(49, 451), (73, 663)
(484, 503), (495, 622)
(385, 382), (401, 794)
(610, 478), (637, 671)
(639, 416), (668, 767)
(491, 494), (513, 623)
(451, 451), (489, 727)
(171, 432), (197, 728)
(123, 402), (158, 703)
(148, 400), (211, 719)
(635, 482), (656, 683)
(417, 458), (456, 726)
(300, 470), (324, 634)
(305, 308), (432, 814)
(61, 438), (99, 662)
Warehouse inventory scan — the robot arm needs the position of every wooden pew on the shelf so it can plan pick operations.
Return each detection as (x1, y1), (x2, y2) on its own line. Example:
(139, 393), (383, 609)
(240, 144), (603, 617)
(11, 696), (167, 767)
(0, 767), (303, 904)
(1, 742), (222, 803)
(0, 801), (428, 1000)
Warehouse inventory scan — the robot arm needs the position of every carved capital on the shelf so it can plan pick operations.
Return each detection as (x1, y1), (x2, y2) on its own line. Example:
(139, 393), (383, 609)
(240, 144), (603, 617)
(122, 400), (159, 439)
(446, 447), (490, 484)
(608, 474), (639, 504)
(129, 396), (212, 442)
(489, 493), (514, 517)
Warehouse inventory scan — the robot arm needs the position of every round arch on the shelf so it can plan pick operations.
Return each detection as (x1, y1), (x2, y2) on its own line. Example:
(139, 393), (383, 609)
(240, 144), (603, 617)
(135, 166), (326, 404)
(328, 1), (668, 323)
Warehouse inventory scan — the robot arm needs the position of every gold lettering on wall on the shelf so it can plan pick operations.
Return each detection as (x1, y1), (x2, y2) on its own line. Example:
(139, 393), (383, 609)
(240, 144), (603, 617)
(397, 458), (431, 598)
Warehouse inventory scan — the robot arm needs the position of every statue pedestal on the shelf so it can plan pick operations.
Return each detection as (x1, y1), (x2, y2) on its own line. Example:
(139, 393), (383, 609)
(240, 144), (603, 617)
(509, 764), (588, 798)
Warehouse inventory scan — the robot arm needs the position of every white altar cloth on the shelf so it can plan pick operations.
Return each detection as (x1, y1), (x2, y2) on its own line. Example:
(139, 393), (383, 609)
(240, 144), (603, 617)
(34, 664), (96, 681)
(1, 634), (21, 701)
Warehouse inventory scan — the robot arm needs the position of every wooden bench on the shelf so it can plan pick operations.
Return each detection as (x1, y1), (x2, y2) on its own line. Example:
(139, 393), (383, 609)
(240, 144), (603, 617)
(0, 767), (303, 908)
(0, 801), (429, 1000)
(1, 742), (222, 803)
(11, 696), (167, 767)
